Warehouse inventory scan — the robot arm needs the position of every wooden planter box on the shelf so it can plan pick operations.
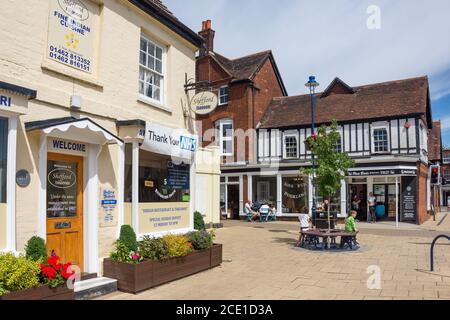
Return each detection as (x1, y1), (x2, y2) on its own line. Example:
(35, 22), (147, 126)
(0, 284), (74, 300)
(104, 244), (223, 294)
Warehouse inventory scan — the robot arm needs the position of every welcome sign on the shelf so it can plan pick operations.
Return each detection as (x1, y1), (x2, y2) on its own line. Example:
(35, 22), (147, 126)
(47, 0), (98, 73)
(141, 121), (198, 161)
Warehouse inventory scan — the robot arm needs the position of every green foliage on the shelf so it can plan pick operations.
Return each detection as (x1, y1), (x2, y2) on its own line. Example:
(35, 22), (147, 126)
(0, 253), (41, 295)
(139, 236), (170, 261)
(194, 211), (206, 231)
(162, 234), (193, 258)
(188, 230), (215, 250)
(119, 225), (138, 252)
(25, 236), (48, 262)
(301, 120), (355, 199)
(110, 240), (143, 264)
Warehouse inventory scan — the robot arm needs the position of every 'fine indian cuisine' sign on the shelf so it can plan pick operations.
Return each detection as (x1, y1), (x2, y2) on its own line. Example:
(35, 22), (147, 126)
(47, 0), (98, 73)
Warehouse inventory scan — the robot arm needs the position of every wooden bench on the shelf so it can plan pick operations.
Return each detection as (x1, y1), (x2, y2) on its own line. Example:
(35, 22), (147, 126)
(298, 229), (358, 250)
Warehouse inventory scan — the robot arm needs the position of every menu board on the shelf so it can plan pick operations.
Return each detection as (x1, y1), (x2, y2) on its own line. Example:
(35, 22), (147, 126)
(47, 160), (78, 218)
(167, 161), (190, 189)
(401, 176), (417, 222)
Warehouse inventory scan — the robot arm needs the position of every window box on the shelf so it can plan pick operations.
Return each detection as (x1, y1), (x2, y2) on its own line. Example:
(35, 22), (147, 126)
(0, 284), (74, 300)
(103, 244), (223, 294)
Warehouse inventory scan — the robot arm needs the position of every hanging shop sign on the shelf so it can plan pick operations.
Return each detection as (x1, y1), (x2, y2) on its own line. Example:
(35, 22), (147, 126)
(16, 170), (31, 188)
(401, 176), (417, 222)
(347, 169), (417, 177)
(141, 121), (198, 161)
(47, 0), (98, 73)
(190, 91), (218, 115)
(48, 137), (88, 157)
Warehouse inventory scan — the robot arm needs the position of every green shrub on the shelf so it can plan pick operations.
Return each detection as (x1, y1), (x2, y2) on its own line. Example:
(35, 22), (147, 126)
(194, 211), (206, 231)
(0, 253), (41, 295)
(188, 230), (215, 250)
(25, 236), (48, 262)
(119, 225), (138, 252)
(162, 234), (193, 258)
(139, 236), (169, 261)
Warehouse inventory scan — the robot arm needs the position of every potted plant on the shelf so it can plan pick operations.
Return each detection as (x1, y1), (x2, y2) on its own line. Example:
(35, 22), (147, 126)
(103, 225), (223, 294)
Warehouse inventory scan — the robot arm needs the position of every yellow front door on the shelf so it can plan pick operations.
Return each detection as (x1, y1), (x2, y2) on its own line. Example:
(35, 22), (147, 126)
(46, 153), (84, 271)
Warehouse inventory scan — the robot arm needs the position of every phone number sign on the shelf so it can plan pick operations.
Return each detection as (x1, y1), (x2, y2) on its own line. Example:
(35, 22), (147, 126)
(47, 0), (97, 74)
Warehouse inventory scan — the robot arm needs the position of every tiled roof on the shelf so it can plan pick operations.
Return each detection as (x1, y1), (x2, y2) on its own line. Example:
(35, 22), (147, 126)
(429, 120), (442, 162)
(212, 50), (272, 81)
(260, 76), (431, 129)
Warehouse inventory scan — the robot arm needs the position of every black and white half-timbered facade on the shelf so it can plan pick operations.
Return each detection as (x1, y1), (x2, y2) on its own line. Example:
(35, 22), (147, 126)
(221, 76), (435, 224)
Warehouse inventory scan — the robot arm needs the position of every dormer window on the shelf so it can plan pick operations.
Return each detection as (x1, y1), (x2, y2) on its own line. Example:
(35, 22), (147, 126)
(219, 86), (229, 106)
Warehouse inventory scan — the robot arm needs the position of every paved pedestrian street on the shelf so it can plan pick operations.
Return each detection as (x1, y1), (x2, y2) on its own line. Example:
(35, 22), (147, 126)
(101, 213), (450, 300)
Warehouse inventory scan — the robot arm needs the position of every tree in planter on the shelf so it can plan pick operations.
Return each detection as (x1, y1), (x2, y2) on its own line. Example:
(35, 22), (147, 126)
(194, 211), (206, 230)
(119, 225), (138, 252)
(25, 236), (48, 262)
(302, 120), (355, 232)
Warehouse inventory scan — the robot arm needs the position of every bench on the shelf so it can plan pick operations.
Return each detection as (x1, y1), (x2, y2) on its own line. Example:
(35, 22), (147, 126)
(298, 229), (358, 250)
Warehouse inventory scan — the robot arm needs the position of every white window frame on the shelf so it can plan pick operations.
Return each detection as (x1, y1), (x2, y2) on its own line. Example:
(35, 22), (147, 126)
(371, 126), (390, 154)
(443, 155), (450, 164)
(138, 34), (166, 109)
(218, 86), (229, 106)
(443, 169), (450, 181)
(283, 132), (299, 159)
(216, 119), (234, 156)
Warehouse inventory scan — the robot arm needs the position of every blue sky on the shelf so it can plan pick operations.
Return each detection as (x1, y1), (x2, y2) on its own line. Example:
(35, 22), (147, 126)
(165, 0), (450, 146)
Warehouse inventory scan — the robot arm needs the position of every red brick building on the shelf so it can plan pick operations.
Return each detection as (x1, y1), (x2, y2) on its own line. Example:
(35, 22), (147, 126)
(441, 148), (450, 206)
(195, 20), (287, 219)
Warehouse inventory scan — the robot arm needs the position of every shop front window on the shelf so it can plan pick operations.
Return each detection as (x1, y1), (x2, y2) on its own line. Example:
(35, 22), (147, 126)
(252, 176), (277, 204)
(282, 176), (309, 214)
(0, 117), (8, 203)
(139, 150), (190, 203)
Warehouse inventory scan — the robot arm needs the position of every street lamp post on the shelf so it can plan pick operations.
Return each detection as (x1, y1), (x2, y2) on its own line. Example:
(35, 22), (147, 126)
(305, 76), (319, 228)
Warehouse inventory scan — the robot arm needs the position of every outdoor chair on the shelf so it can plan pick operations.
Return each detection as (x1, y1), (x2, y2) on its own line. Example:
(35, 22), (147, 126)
(245, 210), (253, 222)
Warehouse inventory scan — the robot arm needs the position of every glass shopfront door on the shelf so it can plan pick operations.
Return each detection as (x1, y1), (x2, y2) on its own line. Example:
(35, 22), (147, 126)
(374, 184), (399, 221)
(46, 153), (84, 271)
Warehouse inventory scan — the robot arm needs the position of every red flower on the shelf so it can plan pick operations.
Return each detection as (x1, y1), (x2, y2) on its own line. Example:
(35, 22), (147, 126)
(41, 265), (57, 280)
(61, 263), (75, 279)
(47, 255), (61, 270)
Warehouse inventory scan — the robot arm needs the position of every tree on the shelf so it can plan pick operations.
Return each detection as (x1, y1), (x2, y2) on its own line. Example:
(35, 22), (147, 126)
(301, 120), (355, 232)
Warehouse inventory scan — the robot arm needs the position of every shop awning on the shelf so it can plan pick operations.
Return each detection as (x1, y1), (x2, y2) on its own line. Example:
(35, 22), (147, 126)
(26, 117), (122, 145)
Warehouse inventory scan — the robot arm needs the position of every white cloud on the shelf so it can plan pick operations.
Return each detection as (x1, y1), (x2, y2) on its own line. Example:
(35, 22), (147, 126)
(441, 116), (450, 132)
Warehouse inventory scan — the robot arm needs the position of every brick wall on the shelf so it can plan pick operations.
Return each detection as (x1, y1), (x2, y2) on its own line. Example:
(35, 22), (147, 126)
(417, 162), (430, 224)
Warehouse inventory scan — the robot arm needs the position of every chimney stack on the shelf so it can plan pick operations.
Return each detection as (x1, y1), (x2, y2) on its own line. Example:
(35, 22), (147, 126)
(198, 19), (215, 57)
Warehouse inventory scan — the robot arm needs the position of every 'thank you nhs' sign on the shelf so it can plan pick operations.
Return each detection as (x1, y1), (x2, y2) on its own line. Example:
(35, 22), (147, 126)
(141, 122), (198, 161)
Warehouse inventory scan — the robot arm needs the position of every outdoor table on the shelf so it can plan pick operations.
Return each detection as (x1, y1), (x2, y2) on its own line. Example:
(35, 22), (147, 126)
(299, 229), (357, 250)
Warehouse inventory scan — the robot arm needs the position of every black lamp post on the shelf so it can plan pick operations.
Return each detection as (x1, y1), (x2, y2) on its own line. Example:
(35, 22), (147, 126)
(305, 76), (319, 227)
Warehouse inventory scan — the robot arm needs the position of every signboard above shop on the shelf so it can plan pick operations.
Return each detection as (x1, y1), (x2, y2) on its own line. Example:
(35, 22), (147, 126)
(141, 121), (198, 162)
(190, 91), (218, 115)
(347, 168), (417, 177)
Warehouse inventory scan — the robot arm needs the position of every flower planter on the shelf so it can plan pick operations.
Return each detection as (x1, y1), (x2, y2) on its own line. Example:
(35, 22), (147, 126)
(103, 244), (223, 294)
(0, 284), (74, 300)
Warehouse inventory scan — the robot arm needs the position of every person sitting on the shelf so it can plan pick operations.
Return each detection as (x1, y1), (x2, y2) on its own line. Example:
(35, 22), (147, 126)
(296, 209), (311, 247)
(267, 203), (277, 221)
(340, 210), (359, 248)
(244, 200), (259, 222)
(259, 203), (270, 221)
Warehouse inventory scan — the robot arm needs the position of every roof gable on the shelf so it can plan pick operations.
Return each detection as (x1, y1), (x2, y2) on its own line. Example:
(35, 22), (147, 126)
(321, 77), (355, 98)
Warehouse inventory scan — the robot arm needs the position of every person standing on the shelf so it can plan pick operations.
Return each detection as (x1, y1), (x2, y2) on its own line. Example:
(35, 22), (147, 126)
(367, 192), (377, 223)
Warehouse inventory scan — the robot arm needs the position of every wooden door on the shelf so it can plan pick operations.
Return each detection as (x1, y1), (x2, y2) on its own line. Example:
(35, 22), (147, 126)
(46, 153), (84, 271)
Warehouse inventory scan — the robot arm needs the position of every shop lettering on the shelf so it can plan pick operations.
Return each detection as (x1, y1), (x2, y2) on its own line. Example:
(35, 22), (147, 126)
(180, 136), (197, 152)
(52, 139), (86, 153)
(58, 0), (90, 21)
(0, 95), (11, 107)
(53, 10), (91, 35)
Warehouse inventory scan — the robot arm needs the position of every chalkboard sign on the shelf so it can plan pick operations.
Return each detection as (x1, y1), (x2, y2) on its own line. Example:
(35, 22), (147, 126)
(167, 161), (190, 189)
(46, 160), (78, 218)
(401, 176), (417, 222)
